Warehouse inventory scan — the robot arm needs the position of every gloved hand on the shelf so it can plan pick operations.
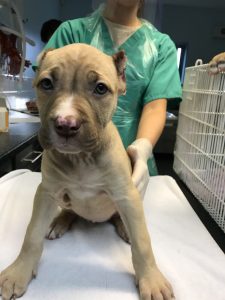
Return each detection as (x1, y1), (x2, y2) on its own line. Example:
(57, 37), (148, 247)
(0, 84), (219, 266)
(209, 52), (225, 74)
(127, 138), (153, 200)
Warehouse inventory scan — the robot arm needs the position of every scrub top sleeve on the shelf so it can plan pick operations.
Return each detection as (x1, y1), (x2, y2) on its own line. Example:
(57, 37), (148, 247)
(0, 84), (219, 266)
(142, 37), (182, 105)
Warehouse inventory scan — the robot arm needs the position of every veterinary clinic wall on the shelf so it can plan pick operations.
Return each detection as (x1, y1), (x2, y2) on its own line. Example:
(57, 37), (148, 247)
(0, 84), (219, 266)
(162, 3), (225, 66)
(22, 0), (89, 77)
(17, 0), (94, 77)
(60, 0), (163, 29)
(21, 0), (60, 77)
(59, 0), (92, 20)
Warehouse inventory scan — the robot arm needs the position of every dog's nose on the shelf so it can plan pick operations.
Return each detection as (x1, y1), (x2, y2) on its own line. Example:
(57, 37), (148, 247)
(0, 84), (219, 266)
(54, 116), (81, 137)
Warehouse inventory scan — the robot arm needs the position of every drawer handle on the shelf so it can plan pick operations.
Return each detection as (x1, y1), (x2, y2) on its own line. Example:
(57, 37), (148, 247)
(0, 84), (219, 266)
(22, 151), (42, 164)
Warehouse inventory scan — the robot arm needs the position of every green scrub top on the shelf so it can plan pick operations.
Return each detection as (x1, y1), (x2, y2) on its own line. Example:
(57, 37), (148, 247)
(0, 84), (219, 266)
(38, 7), (182, 175)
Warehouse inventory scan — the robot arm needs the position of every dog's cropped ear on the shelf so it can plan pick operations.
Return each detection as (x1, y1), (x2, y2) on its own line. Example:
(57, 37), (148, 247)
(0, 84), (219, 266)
(112, 50), (127, 95)
(36, 48), (55, 71)
(33, 48), (55, 87)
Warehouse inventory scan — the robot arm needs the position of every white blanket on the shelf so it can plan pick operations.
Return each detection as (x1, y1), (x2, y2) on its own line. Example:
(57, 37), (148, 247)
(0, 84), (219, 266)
(0, 170), (224, 300)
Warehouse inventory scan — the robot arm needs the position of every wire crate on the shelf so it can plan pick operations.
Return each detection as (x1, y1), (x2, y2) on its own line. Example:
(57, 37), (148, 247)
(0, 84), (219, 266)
(173, 62), (225, 232)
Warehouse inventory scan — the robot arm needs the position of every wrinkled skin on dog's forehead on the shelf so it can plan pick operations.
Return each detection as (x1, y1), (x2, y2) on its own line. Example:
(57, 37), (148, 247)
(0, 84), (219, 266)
(35, 44), (126, 95)
(37, 44), (122, 77)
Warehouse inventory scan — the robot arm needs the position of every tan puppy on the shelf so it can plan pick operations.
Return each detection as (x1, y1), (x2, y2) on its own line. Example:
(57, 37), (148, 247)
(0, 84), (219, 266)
(0, 44), (173, 300)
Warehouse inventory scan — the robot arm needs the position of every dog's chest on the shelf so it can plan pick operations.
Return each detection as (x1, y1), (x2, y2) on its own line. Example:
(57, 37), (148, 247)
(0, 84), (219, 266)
(54, 157), (116, 222)
(71, 166), (106, 199)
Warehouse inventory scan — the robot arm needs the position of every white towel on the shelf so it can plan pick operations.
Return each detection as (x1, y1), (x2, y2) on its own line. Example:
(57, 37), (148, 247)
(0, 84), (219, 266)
(0, 170), (224, 300)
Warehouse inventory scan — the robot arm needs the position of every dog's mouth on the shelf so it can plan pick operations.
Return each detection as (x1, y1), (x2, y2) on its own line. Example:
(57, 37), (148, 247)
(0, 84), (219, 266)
(46, 128), (98, 154)
(54, 137), (100, 155)
(38, 121), (81, 153)
(53, 131), (83, 153)
(39, 116), (100, 153)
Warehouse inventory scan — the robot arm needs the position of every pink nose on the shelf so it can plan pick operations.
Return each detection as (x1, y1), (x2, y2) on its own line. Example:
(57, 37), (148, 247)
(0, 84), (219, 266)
(54, 116), (81, 137)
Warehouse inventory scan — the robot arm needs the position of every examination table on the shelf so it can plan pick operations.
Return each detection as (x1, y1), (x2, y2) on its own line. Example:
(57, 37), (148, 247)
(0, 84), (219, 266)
(0, 170), (224, 300)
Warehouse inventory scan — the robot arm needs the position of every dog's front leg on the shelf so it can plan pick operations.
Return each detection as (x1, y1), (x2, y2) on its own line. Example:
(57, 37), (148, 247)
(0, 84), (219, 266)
(115, 186), (174, 300)
(0, 184), (58, 300)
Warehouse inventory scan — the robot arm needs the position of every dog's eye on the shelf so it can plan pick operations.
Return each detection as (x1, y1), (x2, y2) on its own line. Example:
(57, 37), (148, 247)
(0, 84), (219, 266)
(39, 78), (53, 90)
(94, 83), (108, 95)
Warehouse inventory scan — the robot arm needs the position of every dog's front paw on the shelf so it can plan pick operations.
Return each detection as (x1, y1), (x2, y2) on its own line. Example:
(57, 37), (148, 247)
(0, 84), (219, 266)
(110, 214), (130, 244)
(138, 266), (174, 300)
(0, 260), (34, 300)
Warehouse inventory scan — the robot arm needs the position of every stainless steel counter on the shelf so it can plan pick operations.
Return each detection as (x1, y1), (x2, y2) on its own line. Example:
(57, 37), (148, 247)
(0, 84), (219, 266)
(9, 110), (40, 123)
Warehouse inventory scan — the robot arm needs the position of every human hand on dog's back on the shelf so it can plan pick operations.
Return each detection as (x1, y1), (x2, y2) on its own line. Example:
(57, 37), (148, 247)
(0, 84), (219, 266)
(209, 52), (225, 74)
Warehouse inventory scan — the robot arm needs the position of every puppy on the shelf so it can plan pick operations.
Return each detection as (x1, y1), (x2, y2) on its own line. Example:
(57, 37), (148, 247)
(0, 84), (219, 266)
(0, 44), (173, 300)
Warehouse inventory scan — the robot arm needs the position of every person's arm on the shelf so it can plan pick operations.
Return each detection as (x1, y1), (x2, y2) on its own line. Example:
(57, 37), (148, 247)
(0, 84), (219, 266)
(127, 34), (182, 199)
(136, 99), (167, 146)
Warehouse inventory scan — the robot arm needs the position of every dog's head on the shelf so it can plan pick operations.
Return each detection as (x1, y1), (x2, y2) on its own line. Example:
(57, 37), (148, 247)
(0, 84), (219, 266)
(33, 44), (126, 154)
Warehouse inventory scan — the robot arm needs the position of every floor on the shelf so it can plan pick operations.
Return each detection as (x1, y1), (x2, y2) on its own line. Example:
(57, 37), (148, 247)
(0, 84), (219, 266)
(154, 153), (225, 253)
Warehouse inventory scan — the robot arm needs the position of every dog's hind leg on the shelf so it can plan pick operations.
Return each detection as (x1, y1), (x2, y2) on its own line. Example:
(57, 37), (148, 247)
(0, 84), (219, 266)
(46, 209), (78, 240)
(109, 213), (130, 244)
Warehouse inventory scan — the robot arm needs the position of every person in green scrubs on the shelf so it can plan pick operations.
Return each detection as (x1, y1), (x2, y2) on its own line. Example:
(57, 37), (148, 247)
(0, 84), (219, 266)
(37, 0), (182, 198)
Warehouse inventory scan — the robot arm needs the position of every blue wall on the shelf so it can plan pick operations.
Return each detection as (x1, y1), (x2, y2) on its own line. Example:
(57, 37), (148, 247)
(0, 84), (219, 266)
(60, 0), (93, 20)
(23, 0), (60, 77)
(22, 0), (93, 77)
(162, 4), (225, 66)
